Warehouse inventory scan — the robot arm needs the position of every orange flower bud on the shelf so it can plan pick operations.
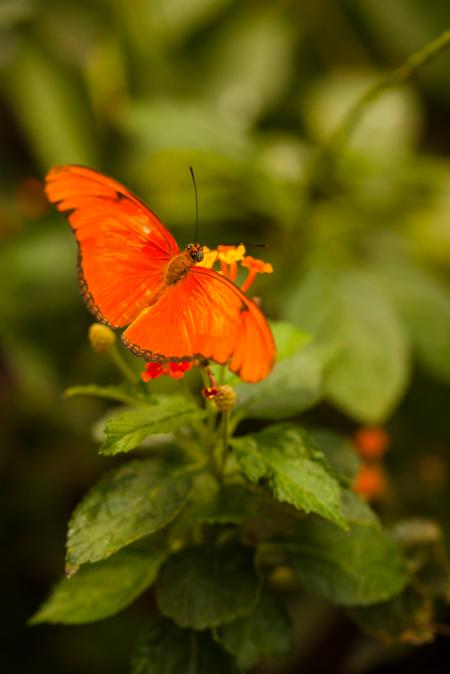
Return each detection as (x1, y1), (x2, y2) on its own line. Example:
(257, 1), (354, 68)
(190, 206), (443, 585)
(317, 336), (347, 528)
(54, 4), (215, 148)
(354, 426), (390, 460)
(88, 323), (116, 353)
(142, 361), (192, 381)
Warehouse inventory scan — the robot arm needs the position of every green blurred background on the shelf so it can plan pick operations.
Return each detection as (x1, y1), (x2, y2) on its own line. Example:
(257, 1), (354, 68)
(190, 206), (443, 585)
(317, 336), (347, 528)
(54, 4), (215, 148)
(1, 1), (450, 672)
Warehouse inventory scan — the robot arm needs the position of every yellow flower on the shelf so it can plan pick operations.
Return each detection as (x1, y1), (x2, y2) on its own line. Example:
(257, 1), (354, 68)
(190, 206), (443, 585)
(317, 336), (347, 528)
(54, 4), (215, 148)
(196, 245), (218, 269)
(195, 244), (274, 292)
(216, 244), (246, 264)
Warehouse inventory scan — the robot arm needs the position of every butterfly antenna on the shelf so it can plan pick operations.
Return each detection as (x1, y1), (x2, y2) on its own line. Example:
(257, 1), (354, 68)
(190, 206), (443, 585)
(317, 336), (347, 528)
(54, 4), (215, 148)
(208, 242), (268, 248)
(189, 166), (199, 243)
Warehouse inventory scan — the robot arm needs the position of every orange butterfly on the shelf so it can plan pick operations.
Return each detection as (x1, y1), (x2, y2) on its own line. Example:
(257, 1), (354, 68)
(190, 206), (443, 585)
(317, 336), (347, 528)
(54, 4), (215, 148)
(45, 165), (275, 383)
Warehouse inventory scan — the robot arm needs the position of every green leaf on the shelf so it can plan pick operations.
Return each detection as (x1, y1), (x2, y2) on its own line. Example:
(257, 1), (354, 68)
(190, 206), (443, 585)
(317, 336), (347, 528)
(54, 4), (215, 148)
(374, 260), (450, 383)
(310, 429), (361, 486)
(286, 268), (410, 423)
(131, 619), (240, 674)
(172, 479), (259, 538)
(155, 543), (261, 629)
(201, 483), (262, 525)
(5, 42), (98, 169)
(270, 320), (311, 361)
(350, 586), (434, 645)
(236, 341), (331, 419)
(287, 519), (407, 606)
(232, 423), (347, 529)
(219, 591), (292, 668)
(209, 5), (296, 125)
(31, 537), (166, 625)
(121, 98), (251, 160)
(64, 383), (148, 407)
(340, 490), (380, 529)
(99, 395), (206, 455)
(66, 459), (191, 572)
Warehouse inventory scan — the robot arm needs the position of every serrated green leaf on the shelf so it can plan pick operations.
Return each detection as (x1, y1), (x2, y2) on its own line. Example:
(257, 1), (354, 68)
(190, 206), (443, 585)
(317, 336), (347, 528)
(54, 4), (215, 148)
(287, 519), (407, 606)
(232, 424), (347, 529)
(350, 586), (434, 645)
(99, 395), (206, 455)
(310, 429), (361, 486)
(131, 619), (240, 674)
(155, 543), (261, 629)
(31, 537), (166, 625)
(219, 591), (292, 668)
(64, 383), (148, 407)
(374, 260), (450, 383)
(236, 341), (331, 419)
(66, 459), (191, 571)
(286, 268), (410, 423)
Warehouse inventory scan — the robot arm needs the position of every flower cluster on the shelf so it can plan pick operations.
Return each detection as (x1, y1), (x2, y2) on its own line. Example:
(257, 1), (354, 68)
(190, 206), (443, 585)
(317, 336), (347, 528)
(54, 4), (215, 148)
(141, 361), (192, 381)
(199, 243), (273, 293)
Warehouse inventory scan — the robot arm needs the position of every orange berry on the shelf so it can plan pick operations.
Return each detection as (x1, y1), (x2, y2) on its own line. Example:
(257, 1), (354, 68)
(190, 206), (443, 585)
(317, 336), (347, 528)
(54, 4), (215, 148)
(354, 426), (390, 460)
(353, 464), (387, 501)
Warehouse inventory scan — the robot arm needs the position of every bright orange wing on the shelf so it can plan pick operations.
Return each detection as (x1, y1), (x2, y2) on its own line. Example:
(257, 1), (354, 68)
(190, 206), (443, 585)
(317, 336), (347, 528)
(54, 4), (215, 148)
(122, 265), (275, 382)
(45, 165), (179, 326)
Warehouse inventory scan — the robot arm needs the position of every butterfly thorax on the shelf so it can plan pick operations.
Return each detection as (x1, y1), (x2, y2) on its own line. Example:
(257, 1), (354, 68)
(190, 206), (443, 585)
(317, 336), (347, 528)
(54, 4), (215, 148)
(165, 243), (204, 285)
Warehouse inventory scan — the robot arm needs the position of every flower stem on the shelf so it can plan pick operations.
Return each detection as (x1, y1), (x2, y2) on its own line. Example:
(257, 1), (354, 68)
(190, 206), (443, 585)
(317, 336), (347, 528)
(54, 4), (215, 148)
(329, 28), (450, 151)
(108, 345), (137, 384)
(241, 269), (256, 293)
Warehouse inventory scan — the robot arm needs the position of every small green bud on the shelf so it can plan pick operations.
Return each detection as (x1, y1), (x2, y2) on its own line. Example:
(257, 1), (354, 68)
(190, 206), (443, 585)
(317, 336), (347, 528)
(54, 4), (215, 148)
(88, 323), (116, 354)
(214, 385), (237, 411)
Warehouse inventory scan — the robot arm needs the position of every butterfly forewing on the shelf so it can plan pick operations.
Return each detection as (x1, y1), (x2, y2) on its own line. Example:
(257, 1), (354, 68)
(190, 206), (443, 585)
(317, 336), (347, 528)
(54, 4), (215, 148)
(45, 165), (178, 326)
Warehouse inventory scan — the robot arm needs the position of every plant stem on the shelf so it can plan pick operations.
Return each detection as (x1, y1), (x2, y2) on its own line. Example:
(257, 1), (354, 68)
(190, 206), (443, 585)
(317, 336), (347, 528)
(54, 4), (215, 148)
(108, 345), (137, 383)
(218, 410), (229, 482)
(329, 28), (450, 151)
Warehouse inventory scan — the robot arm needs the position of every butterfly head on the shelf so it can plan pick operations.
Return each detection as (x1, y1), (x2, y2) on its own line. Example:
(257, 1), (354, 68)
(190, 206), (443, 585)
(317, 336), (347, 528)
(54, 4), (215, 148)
(186, 243), (204, 263)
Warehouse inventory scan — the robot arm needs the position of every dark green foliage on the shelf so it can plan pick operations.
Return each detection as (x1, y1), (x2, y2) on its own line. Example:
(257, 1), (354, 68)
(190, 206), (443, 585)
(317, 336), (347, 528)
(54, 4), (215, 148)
(155, 543), (261, 629)
(286, 519), (407, 605)
(131, 620), (240, 674)
(219, 591), (293, 668)
(350, 586), (435, 644)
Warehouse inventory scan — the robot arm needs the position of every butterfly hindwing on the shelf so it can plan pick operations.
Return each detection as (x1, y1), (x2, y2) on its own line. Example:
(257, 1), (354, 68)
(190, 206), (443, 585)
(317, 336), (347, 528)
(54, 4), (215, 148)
(122, 266), (275, 382)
